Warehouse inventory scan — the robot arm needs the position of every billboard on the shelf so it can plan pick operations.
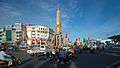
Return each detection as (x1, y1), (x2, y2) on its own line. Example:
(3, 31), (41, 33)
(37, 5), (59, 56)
(38, 34), (49, 39)
(6, 30), (12, 41)
(6, 25), (12, 30)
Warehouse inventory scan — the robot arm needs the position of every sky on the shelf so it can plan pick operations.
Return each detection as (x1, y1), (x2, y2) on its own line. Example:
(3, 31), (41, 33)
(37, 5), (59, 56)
(0, 0), (120, 42)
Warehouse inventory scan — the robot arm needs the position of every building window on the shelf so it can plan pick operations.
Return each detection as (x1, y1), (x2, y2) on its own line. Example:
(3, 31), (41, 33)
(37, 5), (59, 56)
(16, 35), (19, 37)
(32, 31), (35, 32)
(38, 34), (39, 36)
(32, 28), (35, 29)
(41, 28), (42, 30)
(38, 31), (40, 32)
(32, 37), (35, 38)
(32, 42), (35, 44)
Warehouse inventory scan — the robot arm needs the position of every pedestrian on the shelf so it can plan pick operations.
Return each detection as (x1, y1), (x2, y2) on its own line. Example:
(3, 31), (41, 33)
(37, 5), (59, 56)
(99, 44), (102, 52)
(91, 46), (94, 53)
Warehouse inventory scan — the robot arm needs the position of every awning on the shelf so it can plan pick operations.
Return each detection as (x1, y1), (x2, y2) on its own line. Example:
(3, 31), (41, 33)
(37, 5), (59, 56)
(90, 39), (100, 41)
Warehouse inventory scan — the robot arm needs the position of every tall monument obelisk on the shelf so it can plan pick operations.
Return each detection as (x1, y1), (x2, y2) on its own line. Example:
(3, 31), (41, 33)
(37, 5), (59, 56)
(51, 8), (67, 46)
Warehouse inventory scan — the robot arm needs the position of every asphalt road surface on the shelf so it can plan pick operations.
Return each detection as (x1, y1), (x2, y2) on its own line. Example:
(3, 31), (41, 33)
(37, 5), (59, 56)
(6, 48), (120, 68)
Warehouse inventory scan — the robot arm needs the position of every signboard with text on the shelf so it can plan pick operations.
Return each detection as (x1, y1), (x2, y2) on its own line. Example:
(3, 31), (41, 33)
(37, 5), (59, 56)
(38, 34), (49, 39)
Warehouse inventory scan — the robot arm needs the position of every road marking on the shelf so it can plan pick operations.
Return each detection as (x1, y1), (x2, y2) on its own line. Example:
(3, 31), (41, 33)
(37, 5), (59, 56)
(70, 61), (78, 68)
(109, 50), (120, 53)
(107, 59), (120, 68)
(106, 53), (120, 57)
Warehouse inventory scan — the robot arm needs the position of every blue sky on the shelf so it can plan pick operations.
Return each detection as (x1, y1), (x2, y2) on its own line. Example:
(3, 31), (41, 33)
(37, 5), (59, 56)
(0, 0), (120, 41)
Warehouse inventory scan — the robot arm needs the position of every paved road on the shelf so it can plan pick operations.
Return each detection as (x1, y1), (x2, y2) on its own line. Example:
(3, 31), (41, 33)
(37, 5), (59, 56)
(6, 48), (120, 68)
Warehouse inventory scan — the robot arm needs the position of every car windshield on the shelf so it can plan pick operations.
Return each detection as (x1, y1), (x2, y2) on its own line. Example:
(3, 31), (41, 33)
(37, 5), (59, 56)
(69, 47), (73, 49)
(41, 46), (44, 48)
(45, 46), (49, 49)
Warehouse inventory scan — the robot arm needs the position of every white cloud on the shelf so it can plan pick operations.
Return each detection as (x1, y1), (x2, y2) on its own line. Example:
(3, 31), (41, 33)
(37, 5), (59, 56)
(0, 2), (22, 17)
(68, 0), (78, 9)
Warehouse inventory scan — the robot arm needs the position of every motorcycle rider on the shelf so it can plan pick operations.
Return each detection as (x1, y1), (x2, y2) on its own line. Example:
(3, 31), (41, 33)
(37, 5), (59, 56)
(90, 46), (94, 53)
(0, 47), (12, 66)
(60, 49), (67, 60)
(52, 47), (57, 57)
(71, 48), (76, 56)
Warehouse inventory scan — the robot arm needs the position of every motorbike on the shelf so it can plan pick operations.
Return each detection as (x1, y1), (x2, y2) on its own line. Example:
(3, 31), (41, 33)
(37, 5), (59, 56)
(57, 52), (71, 67)
(91, 48), (94, 53)
(0, 54), (22, 67)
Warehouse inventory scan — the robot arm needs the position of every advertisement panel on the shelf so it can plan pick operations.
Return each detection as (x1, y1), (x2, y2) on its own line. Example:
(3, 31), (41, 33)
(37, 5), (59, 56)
(6, 30), (12, 41)
(6, 25), (12, 30)
(39, 34), (49, 39)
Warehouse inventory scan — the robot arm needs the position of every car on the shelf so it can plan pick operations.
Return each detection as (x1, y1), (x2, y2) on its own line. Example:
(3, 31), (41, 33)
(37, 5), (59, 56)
(93, 45), (98, 50)
(68, 47), (81, 54)
(68, 47), (74, 52)
(74, 47), (81, 54)
(8, 46), (14, 50)
(27, 45), (52, 56)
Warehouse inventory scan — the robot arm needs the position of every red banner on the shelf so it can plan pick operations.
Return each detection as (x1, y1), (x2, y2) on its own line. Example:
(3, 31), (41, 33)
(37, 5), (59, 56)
(65, 33), (67, 38)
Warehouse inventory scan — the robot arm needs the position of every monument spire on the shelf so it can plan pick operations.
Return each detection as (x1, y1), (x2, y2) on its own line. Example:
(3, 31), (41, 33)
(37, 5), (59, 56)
(56, 8), (61, 34)
(51, 8), (67, 46)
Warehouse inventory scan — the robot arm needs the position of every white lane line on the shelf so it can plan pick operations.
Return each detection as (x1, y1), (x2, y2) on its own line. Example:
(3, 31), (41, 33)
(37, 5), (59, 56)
(109, 50), (120, 53)
(70, 61), (78, 68)
(107, 59), (120, 68)
(33, 58), (50, 68)
(106, 53), (120, 57)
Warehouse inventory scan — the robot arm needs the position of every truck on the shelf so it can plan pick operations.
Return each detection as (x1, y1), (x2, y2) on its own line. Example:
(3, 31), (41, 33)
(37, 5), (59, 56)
(27, 45), (52, 56)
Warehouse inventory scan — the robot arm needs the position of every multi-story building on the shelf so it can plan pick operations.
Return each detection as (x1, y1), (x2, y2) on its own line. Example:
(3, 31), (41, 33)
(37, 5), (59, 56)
(12, 26), (16, 45)
(26, 25), (54, 46)
(0, 27), (6, 45)
(15, 23), (27, 46)
(6, 25), (13, 44)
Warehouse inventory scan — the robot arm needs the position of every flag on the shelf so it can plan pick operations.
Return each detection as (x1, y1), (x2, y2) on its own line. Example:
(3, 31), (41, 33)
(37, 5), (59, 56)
(24, 38), (26, 41)
(81, 38), (84, 44)
(78, 38), (80, 45)
(35, 38), (38, 42)
(68, 38), (69, 41)
(88, 37), (90, 40)
(76, 38), (77, 43)
(35, 38), (38, 44)
(32, 39), (34, 42)
(70, 41), (72, 43)
(26, 34), (29, 39)
(83, 38), (84, 44)
(65, 33), (67, 38)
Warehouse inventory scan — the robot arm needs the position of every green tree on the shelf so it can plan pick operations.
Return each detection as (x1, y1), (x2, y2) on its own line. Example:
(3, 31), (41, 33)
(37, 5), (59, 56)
(108, 35), (120, 42)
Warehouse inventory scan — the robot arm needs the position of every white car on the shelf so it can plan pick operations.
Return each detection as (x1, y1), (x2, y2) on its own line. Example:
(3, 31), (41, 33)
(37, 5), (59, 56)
(27, 45), (52, 56)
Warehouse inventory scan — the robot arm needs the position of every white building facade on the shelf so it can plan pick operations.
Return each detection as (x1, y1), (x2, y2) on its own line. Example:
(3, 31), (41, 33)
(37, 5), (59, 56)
(26, 25), (54, 46)
(15, 23), (27, 46)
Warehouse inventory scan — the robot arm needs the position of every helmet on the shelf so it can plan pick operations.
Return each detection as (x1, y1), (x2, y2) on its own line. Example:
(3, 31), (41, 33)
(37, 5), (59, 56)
(1, 47), (6, 51)
(63, 49), (66, 51)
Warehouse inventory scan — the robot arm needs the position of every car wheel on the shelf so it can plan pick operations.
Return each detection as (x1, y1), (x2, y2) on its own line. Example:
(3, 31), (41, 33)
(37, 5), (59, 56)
(30, 53), (34, 56)
(46, 52), (49, 56)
